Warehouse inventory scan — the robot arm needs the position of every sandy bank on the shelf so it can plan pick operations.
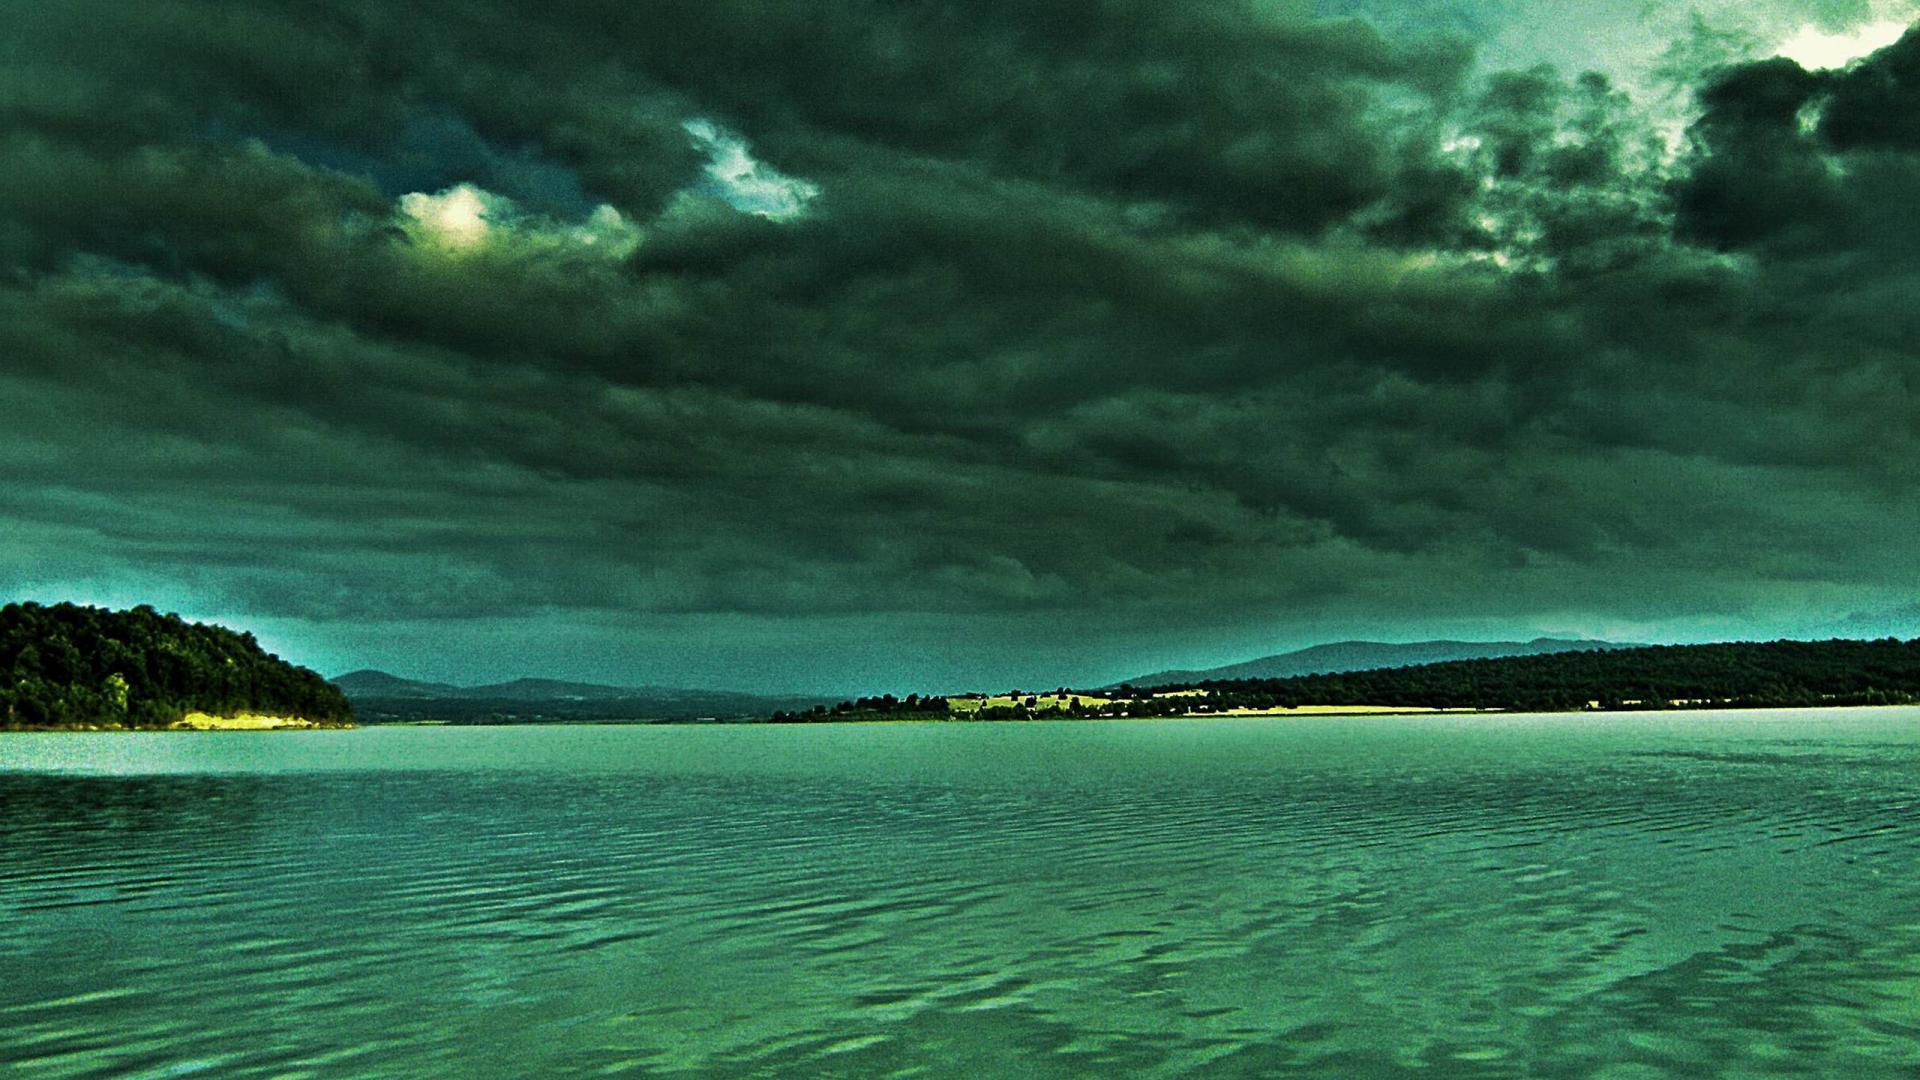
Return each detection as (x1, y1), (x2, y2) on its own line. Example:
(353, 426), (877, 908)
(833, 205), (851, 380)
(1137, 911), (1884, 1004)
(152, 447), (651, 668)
(169, 712), (347, 731)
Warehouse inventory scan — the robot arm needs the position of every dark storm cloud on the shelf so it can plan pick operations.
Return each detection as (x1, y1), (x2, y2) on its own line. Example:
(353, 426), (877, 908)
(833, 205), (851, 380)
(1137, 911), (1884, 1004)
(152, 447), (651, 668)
(4, 1), (1919, 687)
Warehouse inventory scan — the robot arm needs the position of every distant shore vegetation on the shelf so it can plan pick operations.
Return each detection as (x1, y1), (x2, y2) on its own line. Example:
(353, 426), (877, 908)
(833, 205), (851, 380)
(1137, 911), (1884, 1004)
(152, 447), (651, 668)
(775, 639), (1920, 722)
(1, 602), (353, 730)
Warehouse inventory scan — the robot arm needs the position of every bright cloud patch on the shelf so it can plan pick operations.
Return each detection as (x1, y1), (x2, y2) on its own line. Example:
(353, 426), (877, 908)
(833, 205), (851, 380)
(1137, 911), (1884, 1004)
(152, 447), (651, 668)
(1776, 20), (1910, 69)
(683, 119), (820, 220)
(399, 183), (499, 249)
(397, 183), (641, 257)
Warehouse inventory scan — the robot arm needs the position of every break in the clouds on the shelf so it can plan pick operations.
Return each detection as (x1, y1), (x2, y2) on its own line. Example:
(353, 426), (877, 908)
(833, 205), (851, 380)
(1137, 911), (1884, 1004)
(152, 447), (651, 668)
(3, 1), (1920, 692)
(682, 120), (821, 220)
(1776, 18), (1912, 67)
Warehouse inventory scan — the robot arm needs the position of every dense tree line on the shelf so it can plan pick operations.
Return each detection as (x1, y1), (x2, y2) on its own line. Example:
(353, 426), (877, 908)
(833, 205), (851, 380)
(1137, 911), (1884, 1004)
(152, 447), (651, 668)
(1190, 639), (1920, 712)
(771, 693), (951, 723)
(1, 602), (352, 729)
(791, 639), (1920, 721)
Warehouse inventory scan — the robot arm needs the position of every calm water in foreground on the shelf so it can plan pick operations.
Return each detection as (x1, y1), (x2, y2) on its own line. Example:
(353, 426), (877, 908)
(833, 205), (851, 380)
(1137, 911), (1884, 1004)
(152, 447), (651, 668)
(3, 711), (1919, 1078)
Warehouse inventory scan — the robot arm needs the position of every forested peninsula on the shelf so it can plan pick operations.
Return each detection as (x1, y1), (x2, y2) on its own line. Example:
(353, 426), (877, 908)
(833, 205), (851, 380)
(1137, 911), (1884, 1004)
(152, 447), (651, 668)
(0, 602), (352, 730)
(784, 639), (1920, 722)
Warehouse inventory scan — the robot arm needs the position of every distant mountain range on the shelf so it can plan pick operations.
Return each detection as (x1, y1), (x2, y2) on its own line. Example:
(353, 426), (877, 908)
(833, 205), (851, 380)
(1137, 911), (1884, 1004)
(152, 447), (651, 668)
(331, 670), (835, 723)
(1120, 637), (1640, 688)
(335, 637), (1643, 723)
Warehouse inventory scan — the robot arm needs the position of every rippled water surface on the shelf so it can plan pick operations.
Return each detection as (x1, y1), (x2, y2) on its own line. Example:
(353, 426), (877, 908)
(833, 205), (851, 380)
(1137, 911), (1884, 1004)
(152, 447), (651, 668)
(5, 712), (1920, 1077)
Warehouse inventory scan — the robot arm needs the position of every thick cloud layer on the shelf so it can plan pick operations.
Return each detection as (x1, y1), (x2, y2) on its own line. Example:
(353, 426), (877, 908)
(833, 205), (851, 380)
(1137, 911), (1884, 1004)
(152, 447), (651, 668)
(4, 1), (1918, 690)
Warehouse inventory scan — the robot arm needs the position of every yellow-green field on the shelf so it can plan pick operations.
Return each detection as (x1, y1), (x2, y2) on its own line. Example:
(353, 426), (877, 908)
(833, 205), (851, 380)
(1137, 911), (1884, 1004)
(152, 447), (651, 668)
(945, 693), (1114, 713)
(940, 692), (1477, 719)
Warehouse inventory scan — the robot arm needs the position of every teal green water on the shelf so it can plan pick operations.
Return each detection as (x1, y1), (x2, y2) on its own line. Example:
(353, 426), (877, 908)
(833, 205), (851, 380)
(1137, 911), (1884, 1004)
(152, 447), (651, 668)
(4, 712), (1920, 1077)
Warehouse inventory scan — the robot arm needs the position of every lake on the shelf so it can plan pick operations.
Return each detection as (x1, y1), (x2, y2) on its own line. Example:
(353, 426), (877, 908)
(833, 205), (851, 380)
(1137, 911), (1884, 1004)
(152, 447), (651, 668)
(4, 711), (1919, 1077)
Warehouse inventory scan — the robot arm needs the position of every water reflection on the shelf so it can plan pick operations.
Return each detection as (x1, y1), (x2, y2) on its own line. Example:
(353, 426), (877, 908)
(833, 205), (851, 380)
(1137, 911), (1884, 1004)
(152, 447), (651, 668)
(2, 714), (1919, 1077)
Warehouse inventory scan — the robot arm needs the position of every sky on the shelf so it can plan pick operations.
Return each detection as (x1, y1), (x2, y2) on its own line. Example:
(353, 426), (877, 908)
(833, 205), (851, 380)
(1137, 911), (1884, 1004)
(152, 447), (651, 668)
(5, 1), (1920, 694)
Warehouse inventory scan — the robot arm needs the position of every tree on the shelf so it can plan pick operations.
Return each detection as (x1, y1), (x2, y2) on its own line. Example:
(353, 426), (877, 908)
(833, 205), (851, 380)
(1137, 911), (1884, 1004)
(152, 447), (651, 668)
(104, 672), (130, 717)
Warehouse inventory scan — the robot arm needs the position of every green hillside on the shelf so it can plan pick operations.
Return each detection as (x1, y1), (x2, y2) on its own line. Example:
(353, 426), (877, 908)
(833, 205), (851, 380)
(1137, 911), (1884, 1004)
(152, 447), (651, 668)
(793, 638), (1920, 721)
(0, 602), (352, 729)
(1189, 639), (1920, 713)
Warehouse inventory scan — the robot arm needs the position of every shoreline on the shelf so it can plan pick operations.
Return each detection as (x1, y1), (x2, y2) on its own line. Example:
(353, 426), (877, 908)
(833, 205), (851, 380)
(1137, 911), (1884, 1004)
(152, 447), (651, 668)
(2, 713), (355, 733)
(755, 701), (1920, 725)
(5, 702), (1916, 733)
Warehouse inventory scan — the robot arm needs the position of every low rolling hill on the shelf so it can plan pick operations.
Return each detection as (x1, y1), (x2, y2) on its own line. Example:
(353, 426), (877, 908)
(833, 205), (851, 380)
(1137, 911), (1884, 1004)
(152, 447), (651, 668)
(332, 670), (835, 724)
(1122, 637), (1637, 688)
